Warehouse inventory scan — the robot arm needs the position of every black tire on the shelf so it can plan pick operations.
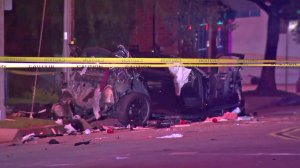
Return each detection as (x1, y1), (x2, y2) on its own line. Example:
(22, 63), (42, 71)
(117, 92), (151, 126)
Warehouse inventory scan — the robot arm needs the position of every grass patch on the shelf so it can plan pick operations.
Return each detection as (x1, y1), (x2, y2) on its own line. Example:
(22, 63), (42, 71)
(7, 98), (53, 105)
(0, 117), (56, 129)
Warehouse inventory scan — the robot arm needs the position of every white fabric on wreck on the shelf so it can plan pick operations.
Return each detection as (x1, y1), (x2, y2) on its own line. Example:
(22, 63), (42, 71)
(168, 66), (192, 96)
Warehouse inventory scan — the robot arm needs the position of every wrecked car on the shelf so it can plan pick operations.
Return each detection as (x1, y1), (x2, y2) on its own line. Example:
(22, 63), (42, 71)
(52, 44), (245, 127)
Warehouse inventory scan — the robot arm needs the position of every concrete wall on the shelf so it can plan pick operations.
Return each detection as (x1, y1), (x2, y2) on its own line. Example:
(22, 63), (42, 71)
(231, 10), (300, 84)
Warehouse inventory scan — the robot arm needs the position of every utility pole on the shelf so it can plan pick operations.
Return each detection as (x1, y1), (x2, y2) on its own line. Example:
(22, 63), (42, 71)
(62, 0), (74, 83)
(0, 0), (5, 120)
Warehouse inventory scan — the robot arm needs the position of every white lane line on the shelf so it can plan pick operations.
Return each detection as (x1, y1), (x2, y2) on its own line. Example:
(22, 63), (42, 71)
(170, 152), (198, 156)
(244, 153), (300, 156)
(169, 152), (300, 156)
(46, 163), (74, 167)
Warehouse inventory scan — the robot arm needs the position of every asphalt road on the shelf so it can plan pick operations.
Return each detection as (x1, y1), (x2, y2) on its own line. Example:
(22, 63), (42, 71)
(1, 105), (300, 168)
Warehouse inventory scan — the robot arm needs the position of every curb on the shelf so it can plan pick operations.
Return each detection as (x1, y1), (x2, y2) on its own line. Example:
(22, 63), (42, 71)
(0, 125), (65, 144)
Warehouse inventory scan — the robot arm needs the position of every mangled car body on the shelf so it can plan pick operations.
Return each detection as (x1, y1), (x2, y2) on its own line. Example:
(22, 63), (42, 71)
(52, 45), (245, 126)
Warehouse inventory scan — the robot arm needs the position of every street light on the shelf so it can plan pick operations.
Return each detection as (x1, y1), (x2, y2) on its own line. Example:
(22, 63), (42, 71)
(285, 20), (299, 92)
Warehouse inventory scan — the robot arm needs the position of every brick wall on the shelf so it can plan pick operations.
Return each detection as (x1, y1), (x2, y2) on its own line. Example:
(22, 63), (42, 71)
(131, 0), (178, 55)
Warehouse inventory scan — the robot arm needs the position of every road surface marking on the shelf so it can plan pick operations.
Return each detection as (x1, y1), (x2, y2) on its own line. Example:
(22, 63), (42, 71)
(169, 152), (300, 156)
(270, 127), (300, 141)
(243, 153), (300, 156)
(170, 152), (198, 156)
(47, 163), (74, 167)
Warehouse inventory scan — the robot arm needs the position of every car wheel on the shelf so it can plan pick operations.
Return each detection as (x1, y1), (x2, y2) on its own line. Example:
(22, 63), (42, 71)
(117, 92), (151, 126)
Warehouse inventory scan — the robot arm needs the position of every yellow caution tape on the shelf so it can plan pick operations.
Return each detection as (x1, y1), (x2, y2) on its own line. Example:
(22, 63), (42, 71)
(0, 63), (300, 68)
(1, 56), (300, 64)
(7, 70), (59, 76)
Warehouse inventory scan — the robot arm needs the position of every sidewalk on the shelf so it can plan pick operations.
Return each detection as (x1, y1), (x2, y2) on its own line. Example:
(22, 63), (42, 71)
(243, 84), (300, 114)
(242, 84), (300, 95)
(0, 121), (64, 144)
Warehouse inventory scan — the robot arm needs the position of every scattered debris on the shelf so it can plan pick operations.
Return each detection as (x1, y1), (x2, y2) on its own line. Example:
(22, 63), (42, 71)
(232, 107), (241, 114)
(70, 119), (84, 132)
(22, 133), (36, 144)
(237, 116), (253, 121)
(157, 133), (183, 139)
(223, 112), (238, 120)
(147, 120), (177, 128)
(106, 127), (114, 134)
(55, 118), (63, 125)
(115, 156), (129, 160)
(205, 111), (240, 123)
(212, 118), (218, 123)
(179, 119), (190, 125)
(94, 137), (108, 140)
(64, 124), (77, 134)
(37, 109), (47, 114)
(132, 127), (150, 130)
(84, 129), (91, 135)
(74, 140), (91, 146)
(48, 139), (60, 145)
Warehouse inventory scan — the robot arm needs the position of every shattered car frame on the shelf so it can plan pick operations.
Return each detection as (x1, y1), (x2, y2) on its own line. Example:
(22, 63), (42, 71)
(52, 44), (245, 126)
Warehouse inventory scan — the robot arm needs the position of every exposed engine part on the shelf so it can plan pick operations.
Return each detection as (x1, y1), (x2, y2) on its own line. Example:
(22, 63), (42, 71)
(102, 85), (114, 104)
(93, 88), (101, 120)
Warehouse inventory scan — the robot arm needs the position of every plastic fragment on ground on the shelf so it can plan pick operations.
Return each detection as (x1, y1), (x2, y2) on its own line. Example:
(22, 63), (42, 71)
(74, 140), (91, 146)
(55, 119), (63, 125)
(64, 124), (76, 134)
(232, 107), (241, 114)
(84, 129), (91, 135)
(48, 139), (60, 144)
(21, 133), (36, 144)
(156, 133), (183, 139)
(237, 116), (253, 121)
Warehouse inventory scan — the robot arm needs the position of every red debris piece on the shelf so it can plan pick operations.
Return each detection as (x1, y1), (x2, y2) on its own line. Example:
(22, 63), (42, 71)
(212, 118), (218, 123)
(223, 112), (238, 120)
(179, 119), (188, 125)
(106, 127), (114, 134)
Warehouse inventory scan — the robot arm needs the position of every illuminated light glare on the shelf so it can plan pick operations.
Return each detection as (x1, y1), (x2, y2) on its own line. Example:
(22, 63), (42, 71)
(288, 21), (298, 31)
(217, 21), (223, 25)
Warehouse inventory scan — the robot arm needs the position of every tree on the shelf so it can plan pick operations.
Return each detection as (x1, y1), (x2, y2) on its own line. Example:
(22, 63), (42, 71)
(74, 0), (136, 50)
(248, 0), (300, 95)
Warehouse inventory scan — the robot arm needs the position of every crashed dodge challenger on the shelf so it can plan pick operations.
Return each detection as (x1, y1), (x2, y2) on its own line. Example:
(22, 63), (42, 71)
(52, 44), (245, 126)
